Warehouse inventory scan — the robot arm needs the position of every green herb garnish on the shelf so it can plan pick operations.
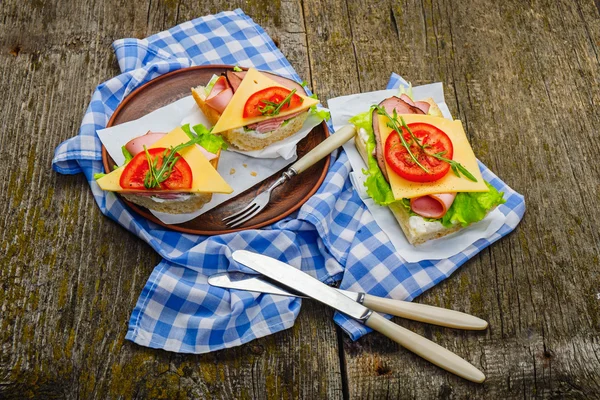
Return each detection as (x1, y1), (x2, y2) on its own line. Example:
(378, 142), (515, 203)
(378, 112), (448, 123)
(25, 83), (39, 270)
(375, 106), (477, 182)
(258, 89), (297, 116)
(141, 136), (202, 189)
(122, 146), (133, 164)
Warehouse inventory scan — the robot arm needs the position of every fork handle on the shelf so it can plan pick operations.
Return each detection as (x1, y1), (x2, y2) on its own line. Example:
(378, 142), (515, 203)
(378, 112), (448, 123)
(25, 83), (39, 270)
(290, 125), (356, 174)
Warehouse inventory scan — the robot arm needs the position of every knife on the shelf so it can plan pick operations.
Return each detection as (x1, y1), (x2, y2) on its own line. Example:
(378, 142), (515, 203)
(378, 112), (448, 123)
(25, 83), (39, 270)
(208, 272), (488, 330)
(232, 250), (486, 383)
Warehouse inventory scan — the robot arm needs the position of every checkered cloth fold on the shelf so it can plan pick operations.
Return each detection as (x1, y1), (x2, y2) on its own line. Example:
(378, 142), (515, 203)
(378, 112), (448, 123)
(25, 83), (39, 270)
(52, 9), (525, 353)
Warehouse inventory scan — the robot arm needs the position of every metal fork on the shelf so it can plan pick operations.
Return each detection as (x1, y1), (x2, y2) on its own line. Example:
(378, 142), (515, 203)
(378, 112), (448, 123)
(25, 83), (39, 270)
(223, 125), (357, 228)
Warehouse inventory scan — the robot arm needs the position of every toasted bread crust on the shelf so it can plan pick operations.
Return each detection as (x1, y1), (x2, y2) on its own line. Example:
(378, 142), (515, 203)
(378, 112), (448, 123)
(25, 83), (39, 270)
(220, 112), (309, 151)
(122, 192), (213, 214)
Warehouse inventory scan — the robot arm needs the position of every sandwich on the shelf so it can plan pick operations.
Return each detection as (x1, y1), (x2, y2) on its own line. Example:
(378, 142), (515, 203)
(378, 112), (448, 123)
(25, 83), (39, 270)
(191, 67), (323, 151)
(95, 124), (232, 214)
(351, 92), (505, 245)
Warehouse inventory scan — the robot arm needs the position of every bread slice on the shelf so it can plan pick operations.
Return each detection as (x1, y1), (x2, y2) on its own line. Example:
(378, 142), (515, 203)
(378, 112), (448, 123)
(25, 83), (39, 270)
(121, 155), (220, 214)
(191, 85), (309, 151)
(353, 98), (465, 245)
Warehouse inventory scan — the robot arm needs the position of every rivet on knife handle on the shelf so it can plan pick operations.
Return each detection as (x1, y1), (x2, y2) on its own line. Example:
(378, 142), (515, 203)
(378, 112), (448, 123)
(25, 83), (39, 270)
(289, 125), (356, 174)
(365, 312), (486, 383)
(360, 294), (488, 330)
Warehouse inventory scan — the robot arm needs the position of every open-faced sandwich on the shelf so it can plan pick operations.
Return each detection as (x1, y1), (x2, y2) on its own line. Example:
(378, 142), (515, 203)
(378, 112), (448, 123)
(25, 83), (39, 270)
(95, 124), (232, 214)
(351, 92), (505, 245)
(191, 67), (322, 151)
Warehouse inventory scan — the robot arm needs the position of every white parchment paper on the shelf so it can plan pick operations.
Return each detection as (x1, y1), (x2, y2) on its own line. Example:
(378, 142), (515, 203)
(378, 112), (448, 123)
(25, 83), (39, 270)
(97, 95), (327, 225)
(328, 83), (506, 262)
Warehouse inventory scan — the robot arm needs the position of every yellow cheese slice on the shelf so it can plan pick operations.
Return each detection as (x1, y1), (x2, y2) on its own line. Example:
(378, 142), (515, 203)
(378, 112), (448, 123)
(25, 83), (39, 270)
(211, 68), (319, 133)
(377, 114), (488, 199)
(97, 127), (233, 194)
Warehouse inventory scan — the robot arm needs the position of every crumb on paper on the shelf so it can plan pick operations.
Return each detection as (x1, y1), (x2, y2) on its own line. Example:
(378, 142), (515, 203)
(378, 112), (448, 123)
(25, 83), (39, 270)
(243, 163), (248, 168)
(229, 168), (236, 175)
(250, 171), (257, 177)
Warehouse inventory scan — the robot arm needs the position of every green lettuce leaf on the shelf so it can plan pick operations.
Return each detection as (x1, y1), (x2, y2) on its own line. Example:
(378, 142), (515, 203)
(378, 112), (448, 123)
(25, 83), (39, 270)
(306, 93), (331, 121)
(181, 123), (228, 154)
(441, 182), (506, 227)
(121, 146), (133, 165)
(233, 66), (243, 72)
(350, 109), (397, 205)
(93, 173), (106, 180)
(397, 83), (414, 100)
(203, 74), (220, 96)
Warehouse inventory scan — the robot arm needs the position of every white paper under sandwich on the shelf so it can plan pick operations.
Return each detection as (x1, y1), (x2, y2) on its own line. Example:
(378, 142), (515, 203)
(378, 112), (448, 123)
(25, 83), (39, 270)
(210, 68), (320, 134)
(97, 127), (233, 194)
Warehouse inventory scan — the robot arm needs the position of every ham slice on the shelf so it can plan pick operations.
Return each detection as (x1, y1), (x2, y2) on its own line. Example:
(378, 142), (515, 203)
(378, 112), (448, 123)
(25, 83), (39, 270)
(246, 109), (305, 133)
(372, 96), (425, 181)
(226, 70), (245, 92)
(125, 132), (166, 156)
(415, 101), (430, 114)
(225, 70), (308, 95)
(124, 131), (217, 162)
(400, 94), (431, 114)
(410, 193), (457, 219)
(206, 76), (233, 113)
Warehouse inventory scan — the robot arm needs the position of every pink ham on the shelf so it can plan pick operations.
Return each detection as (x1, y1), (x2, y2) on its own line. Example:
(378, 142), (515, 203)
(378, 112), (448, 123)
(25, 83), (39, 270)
(415, 101), (430, 114)
(124, 131), (217, 162)
(246, 109), (305, 133)
(226, 70), (308, 95)
(206, 76), (233, 113)
(400, 94), (430, 114)
(125, 132), (166, 156)
(226, 70), (245, 92)
(410, 193), (457, 219)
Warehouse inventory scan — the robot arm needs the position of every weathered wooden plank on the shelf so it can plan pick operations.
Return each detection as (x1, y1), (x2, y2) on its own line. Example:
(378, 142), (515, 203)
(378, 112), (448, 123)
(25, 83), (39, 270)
(299, 0), (600, 397)
(0, 1), (343, 399)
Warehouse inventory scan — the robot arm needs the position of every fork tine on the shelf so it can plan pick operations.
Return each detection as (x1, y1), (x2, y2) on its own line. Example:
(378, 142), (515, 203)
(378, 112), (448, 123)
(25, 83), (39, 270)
(226, 204), (264, 228)
(222, 201), (258, 222)
(224, 203), (260, 227)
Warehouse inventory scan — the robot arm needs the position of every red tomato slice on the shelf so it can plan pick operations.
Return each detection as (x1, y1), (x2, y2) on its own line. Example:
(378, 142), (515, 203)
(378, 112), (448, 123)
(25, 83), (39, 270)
(243, 87), (303, 118)
(384, 122), (453, 183)
(120, 147), (193, 190)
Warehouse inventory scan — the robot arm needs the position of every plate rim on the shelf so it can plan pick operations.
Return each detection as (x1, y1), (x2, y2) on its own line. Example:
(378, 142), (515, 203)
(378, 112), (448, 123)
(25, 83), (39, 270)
(101, 65), (330, 235)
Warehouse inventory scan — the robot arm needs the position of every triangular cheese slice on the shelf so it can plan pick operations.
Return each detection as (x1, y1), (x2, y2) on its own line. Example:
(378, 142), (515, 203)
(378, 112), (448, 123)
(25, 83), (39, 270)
(211, 68), (319, 133)
(97, 127), (233, 194)
(377, 114), (488, 199)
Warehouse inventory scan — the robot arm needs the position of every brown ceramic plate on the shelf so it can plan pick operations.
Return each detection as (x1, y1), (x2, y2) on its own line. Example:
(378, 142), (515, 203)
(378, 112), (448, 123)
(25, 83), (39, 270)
(102, 65), (329, 235)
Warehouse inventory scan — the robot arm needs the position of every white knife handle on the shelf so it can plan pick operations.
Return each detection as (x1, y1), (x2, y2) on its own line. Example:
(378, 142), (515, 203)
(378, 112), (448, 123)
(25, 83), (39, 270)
(290, 125), (356, 174)
(365, 312), (486, 383)
(362, 294), (488, 330)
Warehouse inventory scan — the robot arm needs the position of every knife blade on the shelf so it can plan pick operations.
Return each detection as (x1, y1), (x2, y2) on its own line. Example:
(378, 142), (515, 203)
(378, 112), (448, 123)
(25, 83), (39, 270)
(207, 272), (488, 330)
(232, 250), (485, 383)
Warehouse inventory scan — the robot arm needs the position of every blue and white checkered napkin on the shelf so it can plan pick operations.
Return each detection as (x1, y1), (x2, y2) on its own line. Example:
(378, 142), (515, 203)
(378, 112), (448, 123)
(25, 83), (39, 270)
(52, 9), (525, 353)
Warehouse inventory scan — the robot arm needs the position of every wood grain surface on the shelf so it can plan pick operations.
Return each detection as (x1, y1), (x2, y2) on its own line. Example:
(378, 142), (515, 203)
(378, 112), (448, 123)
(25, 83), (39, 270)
(1, 0), (599, 399)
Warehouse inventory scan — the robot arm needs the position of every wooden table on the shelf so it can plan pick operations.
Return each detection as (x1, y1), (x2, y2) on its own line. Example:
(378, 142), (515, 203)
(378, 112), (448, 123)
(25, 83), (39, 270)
(1, 1), (599, 398)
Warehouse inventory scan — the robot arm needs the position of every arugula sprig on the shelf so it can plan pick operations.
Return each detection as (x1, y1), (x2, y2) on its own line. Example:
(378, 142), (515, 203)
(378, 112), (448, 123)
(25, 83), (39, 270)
(429, 150), (478, 181)
(258, 89), (298, 116)
(375, 105), (477, 182)
(142, 135), (202, 189)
